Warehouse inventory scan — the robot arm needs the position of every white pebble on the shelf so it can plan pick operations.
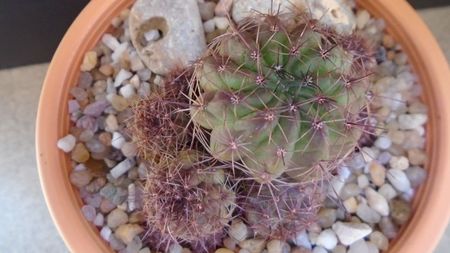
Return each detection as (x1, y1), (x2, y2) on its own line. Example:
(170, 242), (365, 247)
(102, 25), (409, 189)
(389, 156), (409, 170)
(214, 17), (229, 30)
(338, 166), (352, 181)
(366, 188), (390, 216)
(111, 159), (135, 179)
(332, 222), (372, 246)
(144, 29), (160, 42)
(328, 178), (345, 199)
(378, 184), (397, 200)
(356, 203), (381, 223)
(102, 33), (120, 50)
(57, 134), (76, 153)
(356, 10), (370, 29)
(357, 175), (370, 188)
(343, 197), (358, 213)
(398, 114), (427, 130)
(293, 230), (312, 249)
(94, 213), (104, 227)
(387, 169), (411, 193)
(111, 42), (129, 63)
(169, 244), (183, 253)
(105, 114), (119, 132)
(316, 229), (338, 250)
(111, 132), (126, 149)
(128, 183), (136, 212)
(203, 19), (216, 33)
(312, 246), (328, 253)
(114, 69), (133, 87)
(119, 84), (136, 99)
(229, 220), (248, 241)
(348, 239), (369, 253)
(370, 231), (389, 251)
(100, 226), (112, 241)
(374, 135), (392, 150)
(367, 241), (379, 253)
(267, 240), (289, 253)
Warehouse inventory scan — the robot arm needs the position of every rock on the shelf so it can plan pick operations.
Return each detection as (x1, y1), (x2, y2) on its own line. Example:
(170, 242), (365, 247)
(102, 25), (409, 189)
(357, 175), (370, 189)
(369, 231), (389, 251)
(107, 208), (128, 229)
(105, 114), (119, 132)
(126, 237), (143, 253)
(377, 151), (392, 165)
(291, 247), (312, 253)
(293, 230), (312, 249)
(332, 222), (372, 246)
(316, 229), (338, 250)
(121, 142), (138, 158)
(107, 94), (129, 112)
(387, 169), (411, 193)
(168, 244), (183, 253)
(367, 242), (379, 253)
(83, 100), (109, 117)
(111, 42), (129, 63)
(71, 143), (90, 163)
(366, 188), (389, 216)
(389, 156), (409, 170)
(199, 2), (216, 20)
(369, 161), (386, 186)
(405, 166), (427, 188)
(374, 135), (392, 150)
(129, 0), (206, 75)
(203, 19), (216, 33)
(267, 240), (290, 253)
(343, 197), (358, 213)
(76, 115), (98, 132)
(214, 17), (230, 30)
(115, 224), (144, 244)
(78, 71), (93, 88)
(215, 0), (233, 16)
(109, 234), (126, 250)
(398, 114), (427, 130)
(99, 65), (115, 76)
(68, 100), (81, 113)
(407, 149), (427, 166)
(119, 84), (136, 99)
(94, 213), (104, 227)
(379, 217), (398, 239)
(306, 0), (356, 34)
(100, 226), (113, 241)
(340, 183), (361, 200)
(356, 203), (381, 223)
(390, 199), (411, 225)
(239, 239), (266, 253)
(102, 33), (121, 50)
(81, 51), (98, 71)
(57, 134), (77, 152)
(312, 246), (327, 253)
(111, 131), (127, 149)
(216, 249), (234, 253)
(338, 166), (351, 181)
(318, 208), (337, 228)
(328, 177), (345, 199)
(348, 239), (369, 253)
(356, 10), (370, 30)
(378, 183), (397, 201)
(223, 237), (238, 250)
(139, 248), (151, 253)
(110, 159), (136, 179)
(114, 69), (133, 87)
(81, 205), (96, 221)
(229, 220), (248, 241)
(332, 245), (347, 253)
(382, 34), (395, 49)
(71, 87), (88, 101)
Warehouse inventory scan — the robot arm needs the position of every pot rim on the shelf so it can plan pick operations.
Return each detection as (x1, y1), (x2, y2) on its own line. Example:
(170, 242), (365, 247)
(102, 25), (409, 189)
(36, 0), (450, 252)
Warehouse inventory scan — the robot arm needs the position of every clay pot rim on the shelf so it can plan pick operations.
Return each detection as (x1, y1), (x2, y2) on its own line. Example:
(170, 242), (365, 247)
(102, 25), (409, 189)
(36, 0), (450, 252)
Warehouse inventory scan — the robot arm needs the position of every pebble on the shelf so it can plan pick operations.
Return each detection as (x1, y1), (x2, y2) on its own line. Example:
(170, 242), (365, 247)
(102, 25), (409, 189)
(387, 169), (411, 193)
(102, 34), (121, 50)
(293, 230), (312, 249)
(119, 84), (136, 99)
(366, 188), (390, 216)
(379, 217), (398, 239)
(81, 205), (96, 221)
(57, 134), (77, 152)
(369, 231), (389, 251)
(83, 100), (109, 117)
(378, 184), (397, 201)
(215, 249), (234, 253)
(111, 42), (128, 63)
(78, 72), (93, 88)
(100, 198), (117, 213)
(199, 2), (216, 20)
(356, 10), (370, 29)
(115, 224), (144, 244)
(108, 94), (129, 112)
(139, 248), (151, 253)
(215, 0), (233, 16)
(340, 183), (361, 200)
(121, 142), (138, 158)
(398, 114), (427, 130)
(100, 226), (113, 241)
(239, 239), (266, 253)
(390, 199), (411, 225)
(267, 240), (290, 253)
(94, 213), (104, 226)
(407, 148), (427, 166)
(105, 114), (119, 132)
(229, 220), (249, 241)
(332, 222), (372, 246)
(109, 234), (126, 250)
(316, 229), (338, 250)
(328, 178), (345, 199)
(343, 197), (358, 213)
(369, 161), (386, 186)
(214, 17), (229, 30)
(312, 246), (327, 253)
(374, 135), (392, 150)
(389, 156), (409, 170)
(70, 170), (93, 188)
(143, 29), (160, 42)
(81, 51), (98, 71)
(405, 166), (427, 188)
(111, 159), (135, 179)
(111, 132), (126, 149)
(99, 64), (115, 76)
(107, 208), (128, 229)
(71, 87), (88, 101)
(357, 175), (370, 189)
(382, 34), (395, 49)
(318, 208), (337, 228)
(114, 69), (133, 87)
(348, 239), (369, 253)
(367, 242), (379, 253)
(203, 19), (216, 33)
(356, 203), (381, 223)
(71, 143), (90, 163)
(68, 100), (81, 113)
(332, 245), (347, 253)
(169, 244), (183, 253)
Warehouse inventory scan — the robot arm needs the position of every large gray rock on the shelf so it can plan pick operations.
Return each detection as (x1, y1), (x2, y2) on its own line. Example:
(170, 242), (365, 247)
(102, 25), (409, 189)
(129, 0), (206, 75)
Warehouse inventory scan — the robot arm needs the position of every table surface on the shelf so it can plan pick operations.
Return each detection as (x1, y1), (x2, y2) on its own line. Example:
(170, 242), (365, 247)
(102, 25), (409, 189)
(0, 6), (448, 253)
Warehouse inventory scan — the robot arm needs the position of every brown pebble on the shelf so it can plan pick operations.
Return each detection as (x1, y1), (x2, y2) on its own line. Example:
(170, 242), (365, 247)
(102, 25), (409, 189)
(100, 198), (116, 213)
(215, 0), (233, 16)
(215, 249), (234, 253)
(85, 159), (107, 177)
(129, 211), (146, 223)
(390, 199), (412, 225)
(382, 34), (395, 49)
(71, 143), (90, 163)
(99, 64), (114, 76)
(81, 51), (98, 71)
(115, 224), (144, 244)
(69, 170), (93, 188)
(99, 132), (113, 146)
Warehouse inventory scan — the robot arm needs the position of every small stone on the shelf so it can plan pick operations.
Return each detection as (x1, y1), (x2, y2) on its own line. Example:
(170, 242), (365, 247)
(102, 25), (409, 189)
(57, 134), (76, 152)
(377, 151), (392, 165)
(126, 237), (143, 253)
(367, 242), (379, 253)
(223, 237), (237, 250)
(229, 220), (248, 241)
(111, 42), (129, 63)
(398, 114), (427, 130)
(361, 147), (377, 163)
(378, 184), (397, 201)
(99, 64), (115, 76)
(105, 114), (119, 132)
(343, 197), (358, 213)
(119, 84), (136, 99)
(338, 166), (351, 181)
(389, 156), (409, 170)
(332, 222), (372, 246)
(356, 10), (370, 29)
(340, 183), (361, 200)
(109, 234), (126, 250)
(291, 247), (312, 253)
(199, 2), (216, 20)
(112, 132), (127, 149)
(139, 248), (151, 253)
(215, 249), (234, 253)
(115, 224), (144, 244)
(374, 135), (392, 150)
(332, 245), (347, 253)
(312, 246), (327, 253)
(379, 217), (398, 239)
(369, 231), (389, 251)
(169, 244), (183, 253)
(83, 100), (109, 117)
(356, 203), (381, 223)
(100, 198), (117, 213)
(267, 240), (290, 253)
(137, 69), (152, 81)
(293, 230), (312, 249)
(357, 175), (370, 189)
(102, 33), (120, 50)
(114, 69), (133, 87)
(382, 34), (395, 49)
(111, 159), (136, 179)
(318, 208), (337, 228)
(239, 239), (266, 253)
(387, 169), (411, 193)
(70, 87), (88, 101)
(214, 17), (229, 30)
(78, 71), (93, 88)
(366, 188), (389, 216)
(348, 239), (369, 253)
(144, 29), (160, 42)
(94, 213), (104, 227)
(68, 100), (81, 113)
(390, 199), (412, 225)
(107, 208), (128, 229)
(121, 142), (138, 158)
(369, 161), (386, 186)
(407, 149), (427, 166)
(100, 226), (112, 241)
(328, 178), (345, 199)
(405, 166), (427, 188)
(203, 19), (216, 33)
(129, 211), (145, 223)
(81, 205), (96, 221)
(215, 0), (233, 16)
(71, 143), (90, 163)
(81, 51), (98, 71)
(316, 229), (338, 250)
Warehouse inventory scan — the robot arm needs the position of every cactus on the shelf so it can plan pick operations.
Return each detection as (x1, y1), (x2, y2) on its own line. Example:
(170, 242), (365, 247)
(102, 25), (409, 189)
(189, 12), (374, 183)
(142, 150), (236, 252)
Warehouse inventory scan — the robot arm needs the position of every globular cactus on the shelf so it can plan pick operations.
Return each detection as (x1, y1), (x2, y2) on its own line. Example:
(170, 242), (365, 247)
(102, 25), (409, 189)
(189, 11), (375, 183)
(142, 150), (236, 252)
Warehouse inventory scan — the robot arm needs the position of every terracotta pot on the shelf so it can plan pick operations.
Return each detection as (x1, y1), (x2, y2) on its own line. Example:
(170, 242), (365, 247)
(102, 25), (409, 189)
(36, 0), (450, 252)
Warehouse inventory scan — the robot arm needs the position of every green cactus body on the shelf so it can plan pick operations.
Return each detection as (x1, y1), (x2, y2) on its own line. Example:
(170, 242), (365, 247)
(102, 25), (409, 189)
(190, 13), (373, 183)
